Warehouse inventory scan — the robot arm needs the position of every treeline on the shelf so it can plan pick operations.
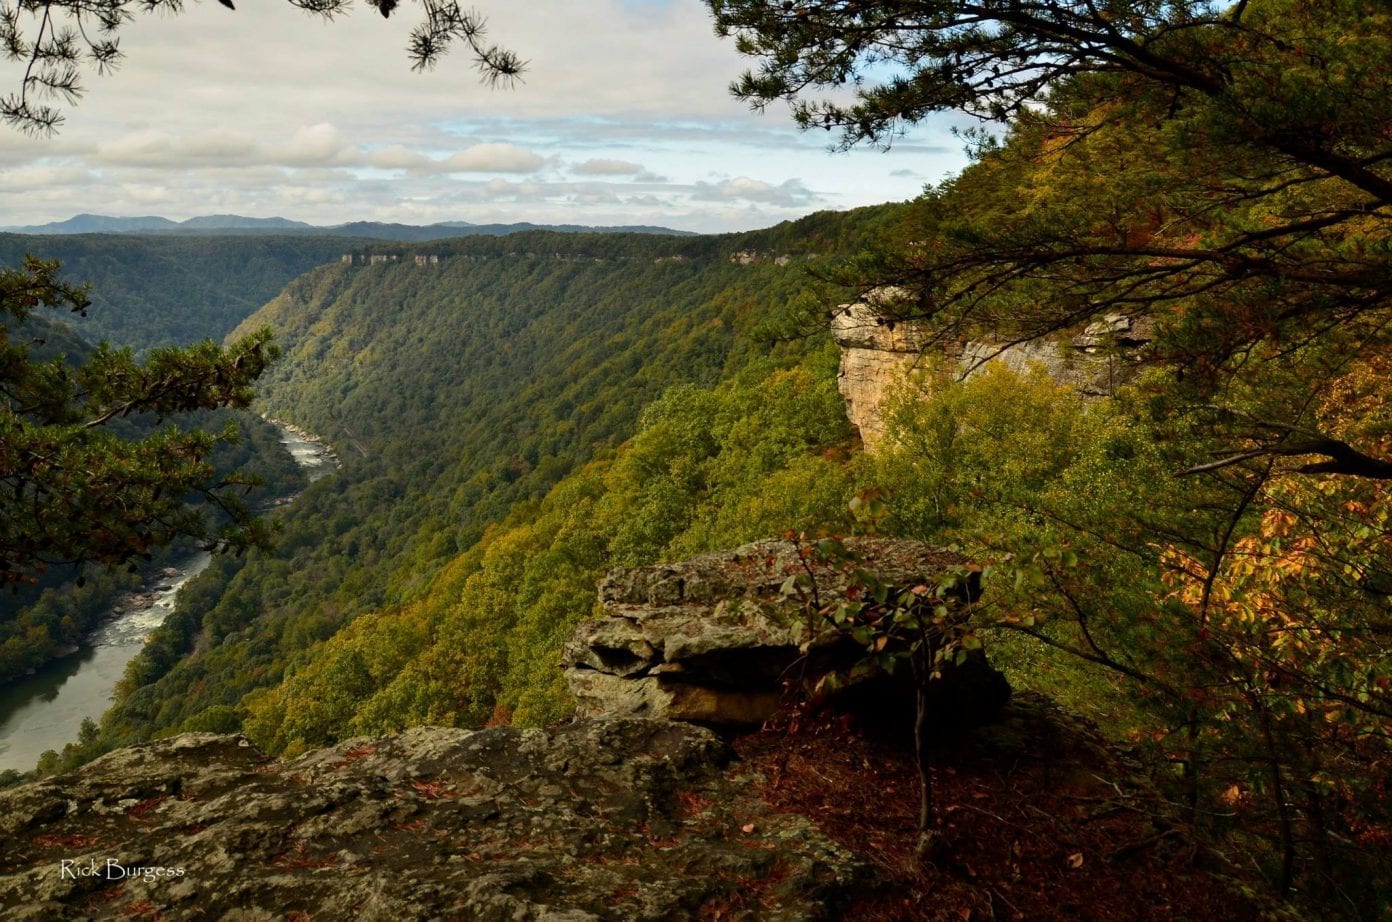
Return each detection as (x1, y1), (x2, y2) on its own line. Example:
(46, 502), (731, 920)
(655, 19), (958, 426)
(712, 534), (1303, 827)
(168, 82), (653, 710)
(30, 165), (1385, 912)
(242, 349), (853, 748)
(340, 203), (906, 265)
(0, 304), (306, 685)
(0, 234), (355, 352)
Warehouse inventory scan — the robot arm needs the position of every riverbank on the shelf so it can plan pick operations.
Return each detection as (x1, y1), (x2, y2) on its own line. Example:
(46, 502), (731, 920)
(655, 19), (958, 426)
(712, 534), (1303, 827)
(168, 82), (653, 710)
(0, 423), (338, 776)
(0, 550), (212, 774)
(265, 416), (341, 480)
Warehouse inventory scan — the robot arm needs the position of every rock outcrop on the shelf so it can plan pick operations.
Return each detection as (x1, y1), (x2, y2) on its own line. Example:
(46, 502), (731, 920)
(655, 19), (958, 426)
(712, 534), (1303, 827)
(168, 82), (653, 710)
(2, 538), (1019, 919)
(831, 299), (935, 450)
(832, 299), (1154, 450)
(563, 537), (1001, 727)
(0, 721), (859, 920)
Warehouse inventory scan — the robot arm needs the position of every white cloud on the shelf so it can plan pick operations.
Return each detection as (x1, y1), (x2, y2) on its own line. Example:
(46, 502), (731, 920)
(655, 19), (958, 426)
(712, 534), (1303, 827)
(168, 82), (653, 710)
(441, 143), (546, 173)
(120, 183), (177, 205)
(573, 158), (643, 175)
(690, 176), (819, 207)
(179, 127), (260, 161)
(0, 1), (968, 231)
(0, 164), (94, 189)
(96, 130), (180, 165)
(273, 185), (347, 206)
(90, 124), (343, 169)
(364, 144), (433, 171)
(574, 189), (621, 205)
(273, 123), (347, 166)
(471, 178), (547, 200)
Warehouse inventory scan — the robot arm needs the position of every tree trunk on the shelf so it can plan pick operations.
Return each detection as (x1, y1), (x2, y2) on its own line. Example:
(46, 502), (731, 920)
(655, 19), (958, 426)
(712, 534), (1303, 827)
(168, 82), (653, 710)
(913, 653), (939, 859)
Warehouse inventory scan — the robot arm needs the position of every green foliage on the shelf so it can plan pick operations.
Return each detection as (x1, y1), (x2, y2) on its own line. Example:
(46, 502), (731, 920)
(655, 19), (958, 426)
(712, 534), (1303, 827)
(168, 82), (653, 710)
(867, 362), (1106, 540)
(1, 256), (278, 587)
(89, 217), (885, 755)
(0, 409), (303, 686)
(704, 8), (1392, 901)
(862, 361), (1392, 908)
(723, 1), (1392, 484)
(598, 349), (852, 564)
(0, 239), (313, 678)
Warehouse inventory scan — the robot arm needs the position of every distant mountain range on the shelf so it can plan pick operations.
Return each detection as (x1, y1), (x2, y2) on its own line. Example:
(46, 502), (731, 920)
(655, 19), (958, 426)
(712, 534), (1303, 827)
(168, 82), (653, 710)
(1, 214), (695, 240)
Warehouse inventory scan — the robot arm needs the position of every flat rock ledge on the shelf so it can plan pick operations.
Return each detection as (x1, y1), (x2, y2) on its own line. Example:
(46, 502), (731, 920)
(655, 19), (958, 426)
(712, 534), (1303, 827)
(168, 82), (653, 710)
(563, 537), (969, 726)
(0, 721), (859, 921)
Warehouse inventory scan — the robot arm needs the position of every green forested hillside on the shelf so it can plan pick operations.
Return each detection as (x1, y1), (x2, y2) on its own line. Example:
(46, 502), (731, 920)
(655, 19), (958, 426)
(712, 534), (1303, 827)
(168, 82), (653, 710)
(241, 349), (854, 749)
(0, 413), (304, 684)
(85, 208), (899, 751)
(18, 71), (1391, 912)
(0, 234), (356, 351)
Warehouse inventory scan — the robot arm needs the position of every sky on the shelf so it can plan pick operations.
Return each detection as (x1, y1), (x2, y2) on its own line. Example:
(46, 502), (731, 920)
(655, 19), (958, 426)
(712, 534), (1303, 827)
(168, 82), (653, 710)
(0, 0), (971, 234)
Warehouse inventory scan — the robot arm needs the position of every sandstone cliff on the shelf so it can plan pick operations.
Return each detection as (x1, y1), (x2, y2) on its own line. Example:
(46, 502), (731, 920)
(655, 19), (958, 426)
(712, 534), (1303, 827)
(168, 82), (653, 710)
(831, 300), (1154, 450)
(0, 537), (989, 921)
(0, 536), (1262, 921)
(562, 537), (988, 727)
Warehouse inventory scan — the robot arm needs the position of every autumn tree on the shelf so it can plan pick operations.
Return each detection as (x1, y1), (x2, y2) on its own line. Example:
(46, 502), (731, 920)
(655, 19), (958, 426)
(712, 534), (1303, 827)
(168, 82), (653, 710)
(1, 256), (278, 586)
(712, 1), (1392, 904)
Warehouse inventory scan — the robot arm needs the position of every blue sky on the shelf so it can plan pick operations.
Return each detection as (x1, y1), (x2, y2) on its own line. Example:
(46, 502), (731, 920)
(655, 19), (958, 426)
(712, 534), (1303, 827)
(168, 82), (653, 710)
(0, 0), (971, 233)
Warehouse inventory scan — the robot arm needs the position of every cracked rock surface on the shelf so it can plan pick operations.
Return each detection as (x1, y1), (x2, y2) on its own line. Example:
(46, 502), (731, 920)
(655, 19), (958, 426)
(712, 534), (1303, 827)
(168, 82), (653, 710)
(0, 720), (859, 920)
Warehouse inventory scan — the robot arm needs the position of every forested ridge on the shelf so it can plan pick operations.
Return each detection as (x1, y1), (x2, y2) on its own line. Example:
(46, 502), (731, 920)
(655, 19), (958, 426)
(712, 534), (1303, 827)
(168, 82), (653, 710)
(0, 301), (306, 687)
(0, 411), (304, 686)
(61, 209), (895, 760)
(0, 231), (355, 688)
(17, 156), (1386, 909)
(0, 234), (357, 352)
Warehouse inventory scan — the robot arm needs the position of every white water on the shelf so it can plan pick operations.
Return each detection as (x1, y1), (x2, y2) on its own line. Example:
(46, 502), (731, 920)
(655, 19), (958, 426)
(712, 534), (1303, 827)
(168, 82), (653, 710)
(0, 425), (336, 773)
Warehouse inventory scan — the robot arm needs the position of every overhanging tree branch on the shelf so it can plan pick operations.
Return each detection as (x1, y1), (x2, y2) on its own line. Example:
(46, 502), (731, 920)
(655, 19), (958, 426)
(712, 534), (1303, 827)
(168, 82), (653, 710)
(1177, 410), (1392, 480)
(1, 0), (523, 133)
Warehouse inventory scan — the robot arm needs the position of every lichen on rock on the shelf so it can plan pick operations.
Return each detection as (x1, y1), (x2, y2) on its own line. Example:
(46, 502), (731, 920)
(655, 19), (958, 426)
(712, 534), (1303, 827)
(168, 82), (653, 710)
(0, 720), (860, 920)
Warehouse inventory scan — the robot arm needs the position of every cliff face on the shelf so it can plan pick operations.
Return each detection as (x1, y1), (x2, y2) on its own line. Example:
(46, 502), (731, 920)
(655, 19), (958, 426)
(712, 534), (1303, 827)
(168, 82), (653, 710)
(831, 301), (1154, 450)
(830, 302), (934, 450)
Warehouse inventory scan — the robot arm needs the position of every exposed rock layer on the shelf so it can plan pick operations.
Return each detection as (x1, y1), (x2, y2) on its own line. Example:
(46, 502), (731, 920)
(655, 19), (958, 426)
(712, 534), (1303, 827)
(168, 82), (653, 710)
(832, 301), (1154, 449)
(0, 721), (859, 920)
(563, 537), (995, 727)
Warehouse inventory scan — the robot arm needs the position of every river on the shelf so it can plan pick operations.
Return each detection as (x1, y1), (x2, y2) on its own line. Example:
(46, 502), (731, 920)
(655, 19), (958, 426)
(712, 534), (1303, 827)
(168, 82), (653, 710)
(0, 424), (337, 774)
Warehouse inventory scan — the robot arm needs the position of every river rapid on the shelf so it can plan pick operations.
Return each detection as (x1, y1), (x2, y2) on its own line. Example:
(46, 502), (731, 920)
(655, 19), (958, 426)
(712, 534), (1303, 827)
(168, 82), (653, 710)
(0, 424), (337, 774)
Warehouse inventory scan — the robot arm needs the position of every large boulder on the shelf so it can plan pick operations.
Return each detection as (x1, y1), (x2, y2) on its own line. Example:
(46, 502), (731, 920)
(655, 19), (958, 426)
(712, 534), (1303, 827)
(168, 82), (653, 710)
(563, 538), (1005, 728)
(0, 721), (860, 920)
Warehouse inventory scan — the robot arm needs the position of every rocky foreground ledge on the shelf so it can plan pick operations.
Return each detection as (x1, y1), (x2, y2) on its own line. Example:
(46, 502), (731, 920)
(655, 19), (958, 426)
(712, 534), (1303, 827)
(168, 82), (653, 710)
(0, 720), (858, 920)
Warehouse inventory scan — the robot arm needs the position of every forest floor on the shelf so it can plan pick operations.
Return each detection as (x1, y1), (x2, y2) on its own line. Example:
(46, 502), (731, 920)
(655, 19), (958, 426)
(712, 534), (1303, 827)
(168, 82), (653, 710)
(730, 691), (1270, 922)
